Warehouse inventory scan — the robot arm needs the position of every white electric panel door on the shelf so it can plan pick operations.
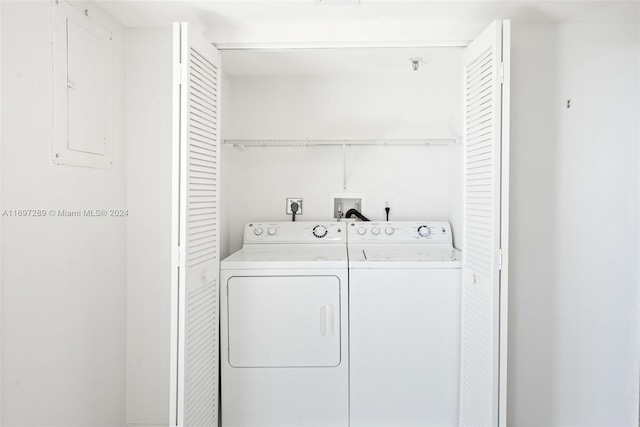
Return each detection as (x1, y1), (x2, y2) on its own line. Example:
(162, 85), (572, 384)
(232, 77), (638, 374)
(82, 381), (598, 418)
(170, 22), (221, 427)
(52, 1), (113, 169)
(66, 19), (108, 155)
(227, 276), (341, 367)
(460, 20), (510, 427)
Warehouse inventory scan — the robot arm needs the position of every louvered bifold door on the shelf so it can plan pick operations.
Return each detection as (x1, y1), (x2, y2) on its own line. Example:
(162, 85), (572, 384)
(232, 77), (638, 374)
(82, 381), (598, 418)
(170, 22), (221, 427)
(459, 20), (510, 427)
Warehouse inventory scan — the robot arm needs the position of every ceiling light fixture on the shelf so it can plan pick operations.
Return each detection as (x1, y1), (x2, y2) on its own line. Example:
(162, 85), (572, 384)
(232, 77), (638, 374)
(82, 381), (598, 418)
(314, 0), (361, 5)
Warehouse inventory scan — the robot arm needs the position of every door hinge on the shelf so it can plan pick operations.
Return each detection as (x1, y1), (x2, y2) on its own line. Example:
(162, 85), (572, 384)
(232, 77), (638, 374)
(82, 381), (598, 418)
(176, 246), (185, 264)
(177, 63), (188, 86)
(500, 62), (504, 85)
(498, 249), (503, 271)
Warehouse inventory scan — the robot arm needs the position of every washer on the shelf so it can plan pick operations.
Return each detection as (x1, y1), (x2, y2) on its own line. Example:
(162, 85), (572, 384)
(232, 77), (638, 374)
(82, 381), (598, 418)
(348, 221), (462, 427)
(220, 222), (349, 427)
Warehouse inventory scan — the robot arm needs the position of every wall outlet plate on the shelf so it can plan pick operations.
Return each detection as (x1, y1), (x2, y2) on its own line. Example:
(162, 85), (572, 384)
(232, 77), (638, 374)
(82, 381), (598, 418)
(286, 198), (303, 215)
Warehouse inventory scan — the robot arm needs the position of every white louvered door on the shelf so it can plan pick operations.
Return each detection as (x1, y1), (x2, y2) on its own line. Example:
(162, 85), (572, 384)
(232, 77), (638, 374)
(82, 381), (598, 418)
(459, 20), (510, 427)
(170, 22), (221, 427)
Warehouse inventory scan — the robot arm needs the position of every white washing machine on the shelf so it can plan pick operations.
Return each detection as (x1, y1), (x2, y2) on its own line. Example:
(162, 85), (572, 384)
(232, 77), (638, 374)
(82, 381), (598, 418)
(348, 221), (462, 427)
(220, 222), (349, 427)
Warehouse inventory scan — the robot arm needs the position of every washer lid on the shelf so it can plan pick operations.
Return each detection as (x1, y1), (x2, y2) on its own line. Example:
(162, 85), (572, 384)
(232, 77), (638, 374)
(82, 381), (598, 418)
(349, 245), (461, 269)
(221, 244), (348, 270)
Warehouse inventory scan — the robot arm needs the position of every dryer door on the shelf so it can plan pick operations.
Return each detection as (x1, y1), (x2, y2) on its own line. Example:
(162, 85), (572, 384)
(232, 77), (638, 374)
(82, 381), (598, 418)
(227, 275), (341, 367)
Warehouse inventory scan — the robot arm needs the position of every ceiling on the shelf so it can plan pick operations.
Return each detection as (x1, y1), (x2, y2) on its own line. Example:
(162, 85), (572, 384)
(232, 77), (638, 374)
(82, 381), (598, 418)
(96, 1), (640, 29)
(94, 1), (638, 77)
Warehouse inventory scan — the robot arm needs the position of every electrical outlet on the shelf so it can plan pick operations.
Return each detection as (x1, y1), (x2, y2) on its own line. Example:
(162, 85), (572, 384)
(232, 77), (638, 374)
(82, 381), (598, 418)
(286, 198), (303, 215)
(382, 198), (394, 221)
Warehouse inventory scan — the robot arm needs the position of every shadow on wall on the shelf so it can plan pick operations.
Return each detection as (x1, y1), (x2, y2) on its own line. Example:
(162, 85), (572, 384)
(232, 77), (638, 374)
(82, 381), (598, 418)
(508, 22), (560, 426)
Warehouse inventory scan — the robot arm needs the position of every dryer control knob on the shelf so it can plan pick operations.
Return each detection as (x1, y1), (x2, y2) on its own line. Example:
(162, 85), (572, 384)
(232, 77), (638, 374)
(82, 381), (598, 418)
(313, 225), (328, 238)
(357, 227), (367, 236)
(385, 226), (395, 235)
(418, 225), (432, 238)
(371, 226), (381, 235)
(267, 227), (278, 236)
(253, 227), (264, 236)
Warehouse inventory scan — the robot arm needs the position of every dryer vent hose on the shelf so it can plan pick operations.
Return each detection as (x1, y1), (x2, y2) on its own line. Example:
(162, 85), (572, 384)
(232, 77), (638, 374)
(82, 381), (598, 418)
(345, 208), (370, 222)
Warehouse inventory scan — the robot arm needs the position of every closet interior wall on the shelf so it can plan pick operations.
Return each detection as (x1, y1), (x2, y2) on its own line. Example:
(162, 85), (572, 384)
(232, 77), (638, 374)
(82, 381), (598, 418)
(220, 48), (464, 256)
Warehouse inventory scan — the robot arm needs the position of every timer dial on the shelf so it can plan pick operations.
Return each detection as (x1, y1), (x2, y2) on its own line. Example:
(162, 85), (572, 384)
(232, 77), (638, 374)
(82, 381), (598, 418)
(417, 225), (432, 238)
(267, 227), (278, 236)
(385, 226), (395, 235)
(313, 225), (328, 238)
(357, 227), (367, 236)
(253, 227), (264, 236)
(371, 226), (381, 235)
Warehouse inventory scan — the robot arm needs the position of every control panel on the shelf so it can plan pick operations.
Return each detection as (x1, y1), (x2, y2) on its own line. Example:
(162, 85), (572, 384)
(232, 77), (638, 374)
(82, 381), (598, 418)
(244, 222), (346, 244)
(348, 221), (453, 244)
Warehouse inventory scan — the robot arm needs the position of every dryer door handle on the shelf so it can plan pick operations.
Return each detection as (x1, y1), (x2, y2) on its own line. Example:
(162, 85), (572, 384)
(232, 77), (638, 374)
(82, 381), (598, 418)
(320, 305), (335, 339)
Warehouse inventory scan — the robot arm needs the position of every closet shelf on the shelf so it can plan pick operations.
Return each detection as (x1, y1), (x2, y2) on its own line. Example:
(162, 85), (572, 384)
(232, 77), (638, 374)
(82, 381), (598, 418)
(223, 138), (457, 148)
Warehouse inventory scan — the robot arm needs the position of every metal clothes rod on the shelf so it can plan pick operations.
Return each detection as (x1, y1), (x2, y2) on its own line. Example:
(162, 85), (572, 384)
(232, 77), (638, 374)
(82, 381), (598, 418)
(223, 138), (457, 148)
(223, 138), (458, 190)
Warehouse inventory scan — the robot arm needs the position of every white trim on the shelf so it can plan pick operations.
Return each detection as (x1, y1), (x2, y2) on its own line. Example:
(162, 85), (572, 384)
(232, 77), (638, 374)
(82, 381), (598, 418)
(0, 1), (3, 422)
(498, 19), (511, 427)
(176, 21), (190, 427)
(214, 40), (471, 50)
(169, 21), (182, 427)
(634, 13), (640, 426)
(215, 51), (223, 424)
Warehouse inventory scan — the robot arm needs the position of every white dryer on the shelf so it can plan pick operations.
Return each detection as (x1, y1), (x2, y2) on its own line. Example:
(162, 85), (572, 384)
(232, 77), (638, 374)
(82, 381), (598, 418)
(220, 222), (348, 427)
(348, 221), (462, 427)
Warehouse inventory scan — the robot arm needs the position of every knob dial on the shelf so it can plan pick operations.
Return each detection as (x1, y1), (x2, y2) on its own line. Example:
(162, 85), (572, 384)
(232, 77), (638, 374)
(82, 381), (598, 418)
(253, 227), (264, 236)
(267, 227), (277, 236)
(371, 226), (381, 235)
(357, 227), (367, 236)
(385, 226), (395, 235)
(417, 225), (432, 238)
(313, 225), (328, 238)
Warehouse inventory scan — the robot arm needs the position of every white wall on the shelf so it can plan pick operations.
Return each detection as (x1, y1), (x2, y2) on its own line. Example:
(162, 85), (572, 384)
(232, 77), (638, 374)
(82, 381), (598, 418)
(508, 22), (640, 426)
(1, 1), (127, 425)
(125, 27), (173, 427)
(221, 51), (463, 255)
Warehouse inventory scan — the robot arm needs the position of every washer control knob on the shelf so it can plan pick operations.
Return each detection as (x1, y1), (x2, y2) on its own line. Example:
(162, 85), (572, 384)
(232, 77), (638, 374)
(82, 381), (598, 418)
(253, 227), (264, 236)
(418, 225), (432, 238)
(357, 227), (367, 236)
(371, 226), (381, 235)
(385, 226), (395, 235)
(267, 227), (277, 236)
(313, 225), (328, 238)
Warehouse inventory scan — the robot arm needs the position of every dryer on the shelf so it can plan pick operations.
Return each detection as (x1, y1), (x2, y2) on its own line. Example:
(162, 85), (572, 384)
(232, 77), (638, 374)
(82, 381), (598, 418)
(347, 221), (462, 427)
(220, 222), (348, 427)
